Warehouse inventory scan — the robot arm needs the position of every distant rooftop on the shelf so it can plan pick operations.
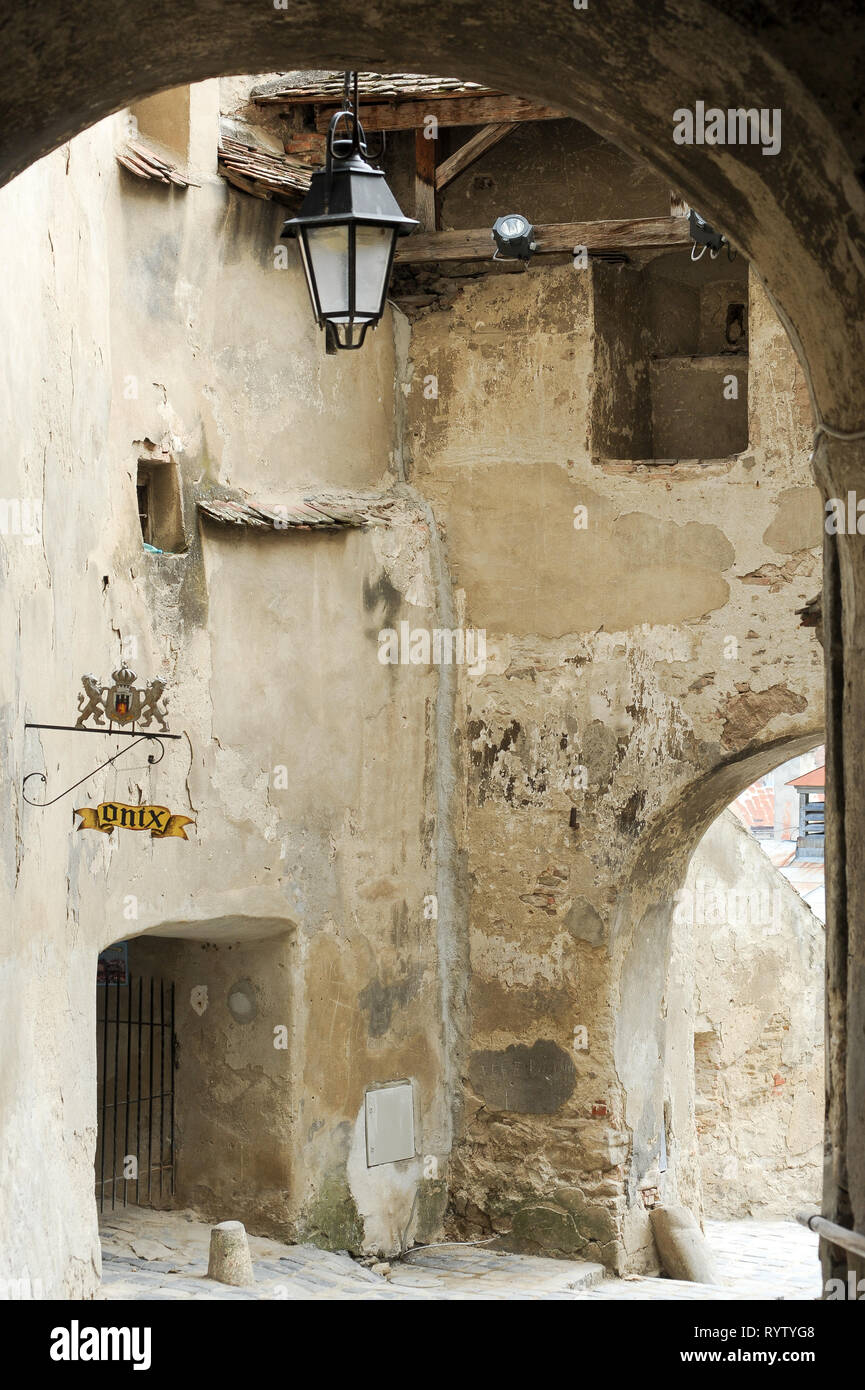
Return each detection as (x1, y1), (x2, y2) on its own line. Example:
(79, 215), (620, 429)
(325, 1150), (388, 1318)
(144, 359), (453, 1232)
(730, 784), (775, 832)
(786, 764), (825, 790)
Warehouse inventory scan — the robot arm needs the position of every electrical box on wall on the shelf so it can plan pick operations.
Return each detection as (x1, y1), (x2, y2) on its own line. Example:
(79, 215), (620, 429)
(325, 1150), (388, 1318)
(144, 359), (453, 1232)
(365, 1080), (415, 1167)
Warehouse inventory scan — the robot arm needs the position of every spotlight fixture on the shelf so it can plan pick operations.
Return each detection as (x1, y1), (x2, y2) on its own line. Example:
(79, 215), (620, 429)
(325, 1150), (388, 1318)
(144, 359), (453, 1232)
(689, 209), (735, 261)
(282, 72), (418, 351)
(491, 213), (537, 262)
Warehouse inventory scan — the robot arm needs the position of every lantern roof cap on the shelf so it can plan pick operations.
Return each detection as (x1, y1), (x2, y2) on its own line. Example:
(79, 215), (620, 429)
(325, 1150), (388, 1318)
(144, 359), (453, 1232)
(281, 150), (418, 237)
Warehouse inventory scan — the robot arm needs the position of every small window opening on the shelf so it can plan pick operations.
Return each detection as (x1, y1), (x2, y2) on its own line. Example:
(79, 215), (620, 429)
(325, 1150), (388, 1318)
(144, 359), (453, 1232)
(136, 457), (186, 554)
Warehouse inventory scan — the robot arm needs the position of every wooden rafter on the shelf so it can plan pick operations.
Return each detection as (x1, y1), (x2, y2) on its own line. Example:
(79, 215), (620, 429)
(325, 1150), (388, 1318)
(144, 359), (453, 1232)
(395, 216), (693, 264)
(312, 94), (565, 133)
(415, 129), (438, 231)
(435, 122), (518, 191)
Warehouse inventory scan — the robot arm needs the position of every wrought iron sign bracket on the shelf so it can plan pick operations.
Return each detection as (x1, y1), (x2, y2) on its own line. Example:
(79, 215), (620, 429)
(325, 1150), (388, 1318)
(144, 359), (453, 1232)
(23, 666), (181, 809)
(22, 724), (182, 808)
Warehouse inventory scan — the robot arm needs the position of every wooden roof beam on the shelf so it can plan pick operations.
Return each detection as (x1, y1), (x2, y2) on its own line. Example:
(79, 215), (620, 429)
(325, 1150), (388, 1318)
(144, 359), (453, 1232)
(435, 122), (518, 191)
(415, 129), (438, 231)
(312, 94), (565, 133)
(394, 216), (693, 264)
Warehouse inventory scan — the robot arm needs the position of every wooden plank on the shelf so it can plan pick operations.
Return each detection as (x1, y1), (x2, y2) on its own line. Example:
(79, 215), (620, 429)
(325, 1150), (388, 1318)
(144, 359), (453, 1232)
(395, 216), (693, 264)
(313, 94), (565, 133)
(435, 122), (518, 191)
(414, 128), (438, 231)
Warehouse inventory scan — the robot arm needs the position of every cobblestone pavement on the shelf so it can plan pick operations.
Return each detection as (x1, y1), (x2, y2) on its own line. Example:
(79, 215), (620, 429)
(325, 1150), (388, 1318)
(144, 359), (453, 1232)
(95, 1206), (821, 1301)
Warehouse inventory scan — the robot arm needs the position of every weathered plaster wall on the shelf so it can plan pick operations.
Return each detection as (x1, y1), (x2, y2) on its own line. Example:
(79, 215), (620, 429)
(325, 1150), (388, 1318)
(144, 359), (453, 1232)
(402, 180), (822, 1269)
(0, 78), (826, 1297)
(0, 115), (118, 1301)
(672, 811), (823, 1220)
(0, 83), (454, 1295)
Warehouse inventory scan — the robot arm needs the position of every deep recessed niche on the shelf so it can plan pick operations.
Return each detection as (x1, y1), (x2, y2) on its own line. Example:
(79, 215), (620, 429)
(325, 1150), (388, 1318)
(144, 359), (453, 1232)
(136, 456), (186, 554)
(591, 248), (749, 463)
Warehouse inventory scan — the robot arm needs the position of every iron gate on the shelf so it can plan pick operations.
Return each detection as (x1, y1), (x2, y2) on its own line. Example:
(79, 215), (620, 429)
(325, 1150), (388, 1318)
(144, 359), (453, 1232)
(95, 974), (176, 1211)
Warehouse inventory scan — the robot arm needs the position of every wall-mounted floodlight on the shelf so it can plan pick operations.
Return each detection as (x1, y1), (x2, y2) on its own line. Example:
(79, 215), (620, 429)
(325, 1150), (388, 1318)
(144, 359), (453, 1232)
(689, 209), (735, 261)
(492, 213), (536, 262)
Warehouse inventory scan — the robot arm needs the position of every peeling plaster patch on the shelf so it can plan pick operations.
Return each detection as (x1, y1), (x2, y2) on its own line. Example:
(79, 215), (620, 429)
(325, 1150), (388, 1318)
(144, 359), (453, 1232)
(468, 1040), (576, 1114)
(739, 550), (814, 591)
(564, 896), (607, 947)
(618, 788), (648, 834)
(721, 684), (808, 748)
(470, 978), (577, 1037)
(580, 718), (622, 790)
(470, 930), (566, 987)
(369, 514), (435, 609)
(762, 487), (823, 553)
(421, 458), (735, 635)
(212, 744), (280, 839)
(468, 718), (522, 806)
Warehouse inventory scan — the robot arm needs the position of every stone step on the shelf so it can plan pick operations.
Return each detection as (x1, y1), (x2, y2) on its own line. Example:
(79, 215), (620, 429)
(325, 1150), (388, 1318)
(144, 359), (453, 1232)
(395, 1244), (606, 1291)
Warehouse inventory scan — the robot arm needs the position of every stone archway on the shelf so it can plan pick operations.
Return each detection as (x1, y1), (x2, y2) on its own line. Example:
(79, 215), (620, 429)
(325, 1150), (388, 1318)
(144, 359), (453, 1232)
(613, 730), (824, 1251)
(3, 0), (865, 1289)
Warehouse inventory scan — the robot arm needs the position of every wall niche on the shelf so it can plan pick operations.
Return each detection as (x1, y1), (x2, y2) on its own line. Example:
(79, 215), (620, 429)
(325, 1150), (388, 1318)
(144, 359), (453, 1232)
(591, 247), (749, 463)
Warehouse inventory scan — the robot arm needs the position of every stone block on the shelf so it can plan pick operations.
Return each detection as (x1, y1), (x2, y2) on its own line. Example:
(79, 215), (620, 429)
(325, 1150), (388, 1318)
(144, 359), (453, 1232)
(207, 1221), (255, 1287)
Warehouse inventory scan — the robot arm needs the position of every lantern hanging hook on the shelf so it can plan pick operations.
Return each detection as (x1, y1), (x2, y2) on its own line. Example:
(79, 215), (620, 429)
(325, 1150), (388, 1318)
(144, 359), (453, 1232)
(328, 71), (368, 164)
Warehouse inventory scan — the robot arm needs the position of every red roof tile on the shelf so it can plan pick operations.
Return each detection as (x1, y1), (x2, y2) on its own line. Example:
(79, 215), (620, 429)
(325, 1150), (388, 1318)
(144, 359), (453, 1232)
(787, 764), (825, 789)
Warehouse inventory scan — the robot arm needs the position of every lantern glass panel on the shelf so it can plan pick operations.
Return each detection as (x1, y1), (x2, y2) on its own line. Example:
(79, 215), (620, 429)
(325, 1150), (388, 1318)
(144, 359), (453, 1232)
(305, 224), (350, 317)
(354, 225), (396, 316)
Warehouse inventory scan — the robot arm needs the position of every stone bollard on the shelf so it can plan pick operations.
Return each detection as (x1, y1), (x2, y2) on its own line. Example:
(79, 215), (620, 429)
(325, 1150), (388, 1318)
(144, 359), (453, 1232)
(649, 1205), (721, 1285)
(207, 1220), (255, 1287)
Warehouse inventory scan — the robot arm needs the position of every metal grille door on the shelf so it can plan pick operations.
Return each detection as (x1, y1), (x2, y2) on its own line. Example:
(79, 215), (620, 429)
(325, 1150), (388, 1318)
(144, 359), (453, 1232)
(95, 974), (176, 1212)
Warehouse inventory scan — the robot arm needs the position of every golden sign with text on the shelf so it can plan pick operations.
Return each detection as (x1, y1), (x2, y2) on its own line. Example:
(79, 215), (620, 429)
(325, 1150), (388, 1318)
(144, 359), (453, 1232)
(74, 802), (194, 839)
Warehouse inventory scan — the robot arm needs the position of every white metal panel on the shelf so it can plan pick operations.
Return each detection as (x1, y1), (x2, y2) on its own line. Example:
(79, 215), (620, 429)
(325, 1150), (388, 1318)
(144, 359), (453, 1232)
(365, 1081), (415, 1166)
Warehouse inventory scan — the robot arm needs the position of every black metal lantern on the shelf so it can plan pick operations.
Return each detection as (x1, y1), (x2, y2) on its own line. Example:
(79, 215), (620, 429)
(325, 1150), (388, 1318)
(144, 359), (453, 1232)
(282, 73), (418, 351)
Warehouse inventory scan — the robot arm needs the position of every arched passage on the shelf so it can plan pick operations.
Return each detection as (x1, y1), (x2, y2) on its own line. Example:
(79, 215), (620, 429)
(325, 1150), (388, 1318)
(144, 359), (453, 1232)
(613, 730), (824, 1245)
(3, 3), (865, 1295)
(678, 739), (826, 1224)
